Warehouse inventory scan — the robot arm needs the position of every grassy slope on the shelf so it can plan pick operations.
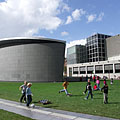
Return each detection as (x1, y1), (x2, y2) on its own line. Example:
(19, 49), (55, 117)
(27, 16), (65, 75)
(0, 109), (33, 120)
(0, 80), (120, 119)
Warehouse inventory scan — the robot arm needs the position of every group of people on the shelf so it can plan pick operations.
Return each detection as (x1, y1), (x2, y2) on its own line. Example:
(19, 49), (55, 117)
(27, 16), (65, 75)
(59, 76), (110, 104)
(19, 76), (112, 107)
(19, 81), (32, 107)
(83, 77), (109, 104)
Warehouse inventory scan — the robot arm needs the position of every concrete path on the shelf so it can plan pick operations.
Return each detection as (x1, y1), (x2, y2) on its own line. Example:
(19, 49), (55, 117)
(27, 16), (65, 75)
(0, 98), (118, 120)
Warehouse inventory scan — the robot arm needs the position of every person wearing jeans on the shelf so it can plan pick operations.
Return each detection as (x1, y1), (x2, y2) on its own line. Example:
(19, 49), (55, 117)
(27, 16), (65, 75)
(59, 81), (69, 96)
(26, 83), (32, 107)
(19, 81), (27, 103)
(85, 82), (93, 100)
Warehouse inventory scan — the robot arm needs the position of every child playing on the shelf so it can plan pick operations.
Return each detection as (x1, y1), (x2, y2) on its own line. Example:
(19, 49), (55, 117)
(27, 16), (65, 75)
(59, 81), (70, 96)
(26, 83), (32, 107)
(83, 79), (90, 94)
(93, 84), (97, 91)
(19, 81), (27, 103)
(96, 77), (100, 90)
(85, 82), (93, 100)
(101, 83), (108, 104)
(103, 78), (106, 85)
(111, 78), (113, 85)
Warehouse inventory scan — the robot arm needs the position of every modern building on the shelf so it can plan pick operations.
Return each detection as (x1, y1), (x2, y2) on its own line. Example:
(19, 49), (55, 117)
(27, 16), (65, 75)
(106, 34), (120, 60)
(86, 33), (111, 62)
(67, 60), (120, 79)
(67, 34), (120, 79)
(0, 37), (65, 82)
(67, 45), (87, 64)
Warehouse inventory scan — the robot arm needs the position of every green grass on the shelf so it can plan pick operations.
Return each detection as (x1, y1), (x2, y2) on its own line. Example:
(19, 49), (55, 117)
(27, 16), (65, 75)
(0, 109), (33, 120)
(0, 80), (120, 119)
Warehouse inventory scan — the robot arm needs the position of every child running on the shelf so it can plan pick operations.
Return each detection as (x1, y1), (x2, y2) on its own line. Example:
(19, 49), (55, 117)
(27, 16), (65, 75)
(19, 81), (27, 103)
(59, 81), (70, 96)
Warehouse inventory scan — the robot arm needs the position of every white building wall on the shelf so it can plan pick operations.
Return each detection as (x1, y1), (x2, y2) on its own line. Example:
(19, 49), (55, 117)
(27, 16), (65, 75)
(67, 60), (120, 79)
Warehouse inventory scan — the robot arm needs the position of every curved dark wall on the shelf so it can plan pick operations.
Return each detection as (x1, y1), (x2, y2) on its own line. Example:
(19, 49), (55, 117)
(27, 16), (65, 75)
(0, 38), (65, 82)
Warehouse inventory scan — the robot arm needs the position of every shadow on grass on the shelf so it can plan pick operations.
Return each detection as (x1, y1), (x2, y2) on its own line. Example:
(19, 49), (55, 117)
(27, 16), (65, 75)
(93, 98), (102, 99)
(94, 92), (103, 95)
(108, 102), (120, 104)
(71, 94), (83, 97)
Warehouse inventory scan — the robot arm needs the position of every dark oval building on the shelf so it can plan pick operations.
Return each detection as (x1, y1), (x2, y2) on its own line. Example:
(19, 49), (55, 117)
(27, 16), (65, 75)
(0, 37), (66, 82)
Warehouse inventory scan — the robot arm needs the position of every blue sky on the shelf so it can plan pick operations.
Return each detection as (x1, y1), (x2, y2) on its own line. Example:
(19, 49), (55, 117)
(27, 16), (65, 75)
(0, 0), (120, 47)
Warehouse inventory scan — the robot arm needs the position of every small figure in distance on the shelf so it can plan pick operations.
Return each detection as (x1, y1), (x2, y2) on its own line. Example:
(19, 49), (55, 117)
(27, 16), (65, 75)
(96, 76), (101, 90)
(101, 83), (108, 104)
(103, 78), (106, 85)
(93, 84), (97, 91)
(83, 79), (90, 95)
(84, 82), (93, 100)
(93, 75), (96, 83)
(59, 81), (71, 96)
(111, 78), (113, 85)
(26, 83), (33, 107)
(19, 81), (27, 103)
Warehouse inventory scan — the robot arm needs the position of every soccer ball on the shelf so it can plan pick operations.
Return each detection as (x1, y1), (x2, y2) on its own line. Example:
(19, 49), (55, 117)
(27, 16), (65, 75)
(30, 104), (35, 108)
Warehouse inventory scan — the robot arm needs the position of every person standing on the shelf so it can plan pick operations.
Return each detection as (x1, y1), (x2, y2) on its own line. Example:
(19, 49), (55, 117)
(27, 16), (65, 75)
(103, 79), (106, 85)
(101, 83), (108, 104)
(26, 83), (32, 107)
(19, 81), (27, 103)
(111, 78), (113, 85)
(96, 77), (100, 90)
(93, 75), (96, 83)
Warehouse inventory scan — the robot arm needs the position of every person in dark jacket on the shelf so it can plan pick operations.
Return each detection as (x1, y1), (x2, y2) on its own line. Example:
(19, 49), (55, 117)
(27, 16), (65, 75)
(84, 82), (93, 100)
(101, 83), (108, 104)
(19, 81), (27, 103)
(83, 79), (90, 95)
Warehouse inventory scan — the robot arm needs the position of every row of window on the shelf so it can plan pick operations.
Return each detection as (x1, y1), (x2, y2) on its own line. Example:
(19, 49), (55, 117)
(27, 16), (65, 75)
(71, 64), (120, 74)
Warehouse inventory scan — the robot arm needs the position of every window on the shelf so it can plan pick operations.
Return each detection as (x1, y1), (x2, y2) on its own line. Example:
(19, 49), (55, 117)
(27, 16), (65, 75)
(95, 65), (103, 73)
(87, 66), (94, 74)
(104, 64), (113, 73)
(73, 67), (78, 74)
(69, 68), (72, 77)
(115, 63), (120, 73)
(80, 66), (86, 74)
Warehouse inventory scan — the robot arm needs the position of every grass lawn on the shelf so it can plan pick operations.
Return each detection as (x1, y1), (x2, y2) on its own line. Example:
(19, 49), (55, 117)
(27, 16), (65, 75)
(0, 80), (120, 119)
(0, 109), (33, 120)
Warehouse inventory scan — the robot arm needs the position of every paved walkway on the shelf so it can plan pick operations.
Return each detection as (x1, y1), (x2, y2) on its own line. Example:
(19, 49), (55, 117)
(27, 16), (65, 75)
(0, 98), (118, 120)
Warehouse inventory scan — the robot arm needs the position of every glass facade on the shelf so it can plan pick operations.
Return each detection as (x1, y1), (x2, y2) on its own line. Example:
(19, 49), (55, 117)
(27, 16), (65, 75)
(86, 33), (111, 62)
(67, 45), (87, 64)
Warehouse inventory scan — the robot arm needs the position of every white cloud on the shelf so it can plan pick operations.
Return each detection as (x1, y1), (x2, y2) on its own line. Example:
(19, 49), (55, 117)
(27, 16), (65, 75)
(62, 3), (70, 12)
(0, 0), (67, 38)
(96, 12), (104, 21)
(72, 9), (86, 20)
(65, 39), (86, 57)
(61, 31), (69, 36)
(87, 14), (96, 23)
(65, 16), (73, 24)
(65, 8), (86, 24)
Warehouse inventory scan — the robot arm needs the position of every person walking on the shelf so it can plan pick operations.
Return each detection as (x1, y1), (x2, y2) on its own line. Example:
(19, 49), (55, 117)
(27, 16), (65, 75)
(83, 79), (90, 94)
(26, 83), (32, 107)
(84, 82), (93, 100)
(19, 81), (27, 103)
